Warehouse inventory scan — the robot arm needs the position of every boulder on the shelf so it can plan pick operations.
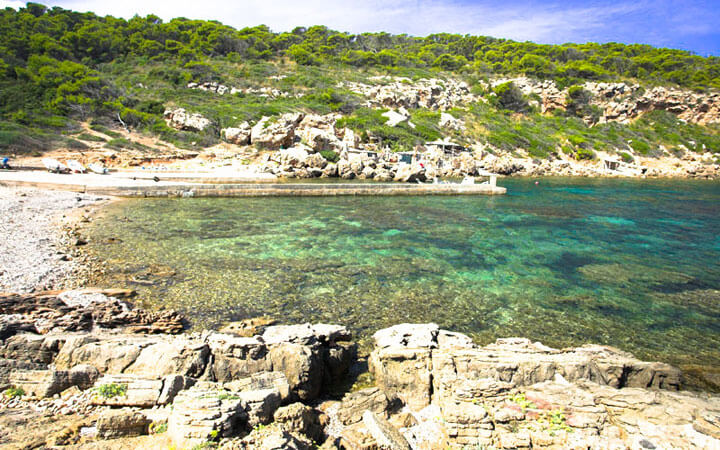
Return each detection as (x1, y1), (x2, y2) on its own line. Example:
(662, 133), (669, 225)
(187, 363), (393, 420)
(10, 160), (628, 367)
(0, 358), (45, 391)
(299, 127), (339, 152)
(336, 387), (391, 425)
(164, 108), (211, 132)
(269, 343), (323, 401)
(251, 113), (304, 149)
(278, 147), (310, 168)
(221, 423), (313, 450)
(91, 374), (163, 407)
(9, 364), (98, 398)
(224, 371), (291, 403)
(168, 384), (248, 446)
(304, 152), (328, 169)
(239, 388), (282, 428)
(393, 164), (426, 183)
(321, 163), (338, 178)
(0, 333), (63, 364)
(369, 347), (433, 411)
(274, 403), (325, 443)
(96, 410), (150, 439)
(158, 374), (196, 405)
(223, 123), (252, 145)
(206, 334), (271, 382)
(373, 323), (439, 349)
(262, 323), (351, 346)
(439, 112), (465, 130)
(362, 410), (411, 450)
(55, 334), (209, 378)
(219, 317), (276, 338)
(339, 421), (379, 450)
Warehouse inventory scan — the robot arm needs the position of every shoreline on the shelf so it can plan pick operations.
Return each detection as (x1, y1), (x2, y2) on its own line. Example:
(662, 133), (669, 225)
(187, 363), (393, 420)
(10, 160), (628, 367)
(0, 185), (110, 293)
(1, 185), (719, 448)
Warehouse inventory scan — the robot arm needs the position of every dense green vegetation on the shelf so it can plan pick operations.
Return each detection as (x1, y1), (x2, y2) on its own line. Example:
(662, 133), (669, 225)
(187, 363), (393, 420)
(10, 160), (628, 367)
(0, 3), (719, 157)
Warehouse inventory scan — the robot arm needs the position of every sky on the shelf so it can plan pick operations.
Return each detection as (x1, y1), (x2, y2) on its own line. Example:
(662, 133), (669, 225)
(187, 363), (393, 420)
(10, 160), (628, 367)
(3, 0), (720, 56)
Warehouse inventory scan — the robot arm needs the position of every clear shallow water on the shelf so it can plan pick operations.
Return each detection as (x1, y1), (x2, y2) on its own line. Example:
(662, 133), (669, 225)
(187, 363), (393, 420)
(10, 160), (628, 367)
(86, 178), (720, 388)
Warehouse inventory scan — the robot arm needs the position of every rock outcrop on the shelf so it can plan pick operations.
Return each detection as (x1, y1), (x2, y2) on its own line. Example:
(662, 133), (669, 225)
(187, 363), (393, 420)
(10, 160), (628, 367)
(366, 323), (718, 448)
(341, 76), (477, 111)
(2, 291), (718, 450)
(251, 113), (304, 150)
(222, 122), (252, 145)
(493, 76), (720, 125)
(163, 108), (212, 132)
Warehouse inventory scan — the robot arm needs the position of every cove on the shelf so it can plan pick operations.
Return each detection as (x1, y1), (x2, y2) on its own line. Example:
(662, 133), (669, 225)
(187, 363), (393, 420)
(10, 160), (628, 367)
(85, 177), (720, 388)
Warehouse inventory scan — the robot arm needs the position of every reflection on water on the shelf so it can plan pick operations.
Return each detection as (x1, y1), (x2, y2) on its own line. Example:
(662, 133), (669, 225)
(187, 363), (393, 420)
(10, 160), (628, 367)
(86, 178), (720, 389)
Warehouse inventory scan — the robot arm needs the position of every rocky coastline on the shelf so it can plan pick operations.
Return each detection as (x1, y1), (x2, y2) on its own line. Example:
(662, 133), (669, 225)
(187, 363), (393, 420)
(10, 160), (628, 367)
(1, 291), (719, 449)
(1, 186), (719, 448)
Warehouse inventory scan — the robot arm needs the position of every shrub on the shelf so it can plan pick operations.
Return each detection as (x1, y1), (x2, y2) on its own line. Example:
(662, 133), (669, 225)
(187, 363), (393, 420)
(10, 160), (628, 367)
(149, 422), (168, 434)
(320, 150), (340, 162)
(77, 132), (106, 142)
(619, 151), (634, 162)
(567, 135), (587, 147)
(89, 123), (123, 138)
(575, 148), (595, 160)
(94, 383), (127, 398)
(566, 86), (593, 117)
(4, 387), (25, 398)
(629, 139), (651, 155)
(492, 82), (528, 113)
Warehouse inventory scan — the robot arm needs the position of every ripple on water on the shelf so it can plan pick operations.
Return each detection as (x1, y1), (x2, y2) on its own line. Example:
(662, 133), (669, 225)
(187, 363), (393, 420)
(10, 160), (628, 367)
(85, 178), (720, 389)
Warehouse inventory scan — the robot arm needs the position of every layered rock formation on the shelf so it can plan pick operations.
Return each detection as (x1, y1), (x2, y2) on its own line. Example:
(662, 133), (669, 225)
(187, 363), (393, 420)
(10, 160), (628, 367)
(2, 294), (718, 450)
(341, 76), (477, 111)
(163, 108), (212, 132)
(494, 76), (720, 125)
(358, 323), (719, 449)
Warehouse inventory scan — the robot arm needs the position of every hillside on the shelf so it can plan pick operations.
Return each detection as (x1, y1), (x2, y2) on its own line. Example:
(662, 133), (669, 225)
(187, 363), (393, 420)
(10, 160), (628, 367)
(1, 3), (719, 178)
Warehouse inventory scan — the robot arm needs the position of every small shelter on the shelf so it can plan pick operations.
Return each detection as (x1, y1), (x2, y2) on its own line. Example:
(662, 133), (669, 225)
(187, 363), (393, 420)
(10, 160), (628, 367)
(425, 139), (467, 156)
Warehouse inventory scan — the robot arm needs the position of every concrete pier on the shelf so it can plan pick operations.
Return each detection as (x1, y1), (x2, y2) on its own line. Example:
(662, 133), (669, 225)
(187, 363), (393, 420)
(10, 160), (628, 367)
(0, 171), (507, 197)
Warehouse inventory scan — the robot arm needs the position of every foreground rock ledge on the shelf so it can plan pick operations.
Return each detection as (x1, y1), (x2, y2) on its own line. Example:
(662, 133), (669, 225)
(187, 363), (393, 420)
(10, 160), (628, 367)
(0, 293), (718, 449)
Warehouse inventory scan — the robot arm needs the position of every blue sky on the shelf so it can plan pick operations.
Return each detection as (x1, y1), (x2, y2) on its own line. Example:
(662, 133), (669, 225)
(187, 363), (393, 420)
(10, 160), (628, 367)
(3, 0), (720, 55)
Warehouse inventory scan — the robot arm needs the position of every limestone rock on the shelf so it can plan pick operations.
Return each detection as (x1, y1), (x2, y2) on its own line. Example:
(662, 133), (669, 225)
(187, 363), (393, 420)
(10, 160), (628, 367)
(220, 423), (313, 450)
(251, 113), (304, 149)
(439, 112), (465, 130)
(239, 388), (282, 428)
(393, 164), (426, 183)
(158, 374), (195, 405)
(223, 123), (252, 145)
(362, 410), (411, 450)
(96, 410), (150, 439)
(219, 317), (276, 337)
(9, 364), (98, 398)
(168, 384), (248, 446)
(337, 387), (391, 425)
(305, 152), (328, 169)
(55, 334), (209, 378)
(382, 109), (410, 127)
(269, 342), (323, 401)
(274, 402), (325, 443)
(261, 324), (350, 346)
(373, 323), (439, 349)
(369, 347), (433, 410)
(339, 421), (378, 450)
(91, 374), (163, 407)
(278, 147), (310, 168)
(164, 108), (212, 132)
(206, 334), (271, 382)
(224, 371), (291, 403)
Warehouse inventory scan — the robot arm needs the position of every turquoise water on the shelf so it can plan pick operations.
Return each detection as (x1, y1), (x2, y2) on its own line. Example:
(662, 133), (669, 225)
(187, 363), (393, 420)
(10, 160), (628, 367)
(86, 178), (720, 388)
